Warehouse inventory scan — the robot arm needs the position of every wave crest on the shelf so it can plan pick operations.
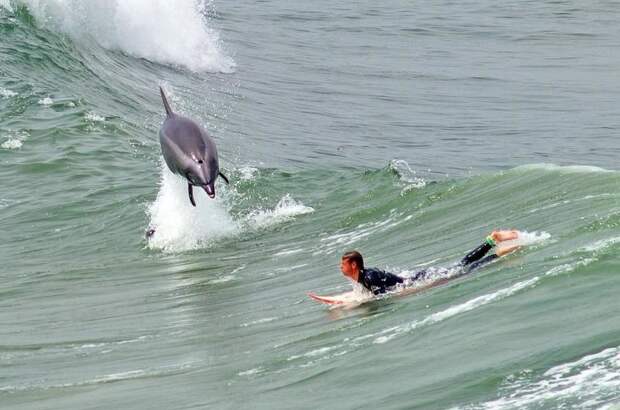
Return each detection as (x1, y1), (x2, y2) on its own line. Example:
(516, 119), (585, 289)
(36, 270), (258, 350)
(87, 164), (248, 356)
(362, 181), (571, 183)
(15, 0), (235, 72)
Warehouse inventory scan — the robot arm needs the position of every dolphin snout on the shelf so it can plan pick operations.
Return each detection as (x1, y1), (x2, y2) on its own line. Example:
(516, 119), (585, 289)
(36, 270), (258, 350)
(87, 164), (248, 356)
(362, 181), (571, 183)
(203, 184), (215, 199)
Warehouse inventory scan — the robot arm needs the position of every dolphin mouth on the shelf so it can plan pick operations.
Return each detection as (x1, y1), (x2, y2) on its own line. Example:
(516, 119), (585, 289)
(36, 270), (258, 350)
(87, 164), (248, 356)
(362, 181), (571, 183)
(203, 184), (215, 199)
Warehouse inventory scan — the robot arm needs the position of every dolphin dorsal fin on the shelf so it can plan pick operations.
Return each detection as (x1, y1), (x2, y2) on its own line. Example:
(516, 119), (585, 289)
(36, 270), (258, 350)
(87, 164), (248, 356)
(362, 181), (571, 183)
(159, 86), (174, 117)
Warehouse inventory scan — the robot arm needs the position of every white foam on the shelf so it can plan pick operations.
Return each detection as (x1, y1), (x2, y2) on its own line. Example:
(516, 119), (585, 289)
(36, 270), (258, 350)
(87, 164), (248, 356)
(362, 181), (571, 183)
(285, 342), (352, 369)
(246, 194), (314, 229)
(274, 248), (304, 257)
(287, 346), (340, 361)
(544, 258), (595, 277)
(514, 163), (614, 174)
(209, 275), (236, 284)
(273, 263), (308, 273)
(147, 165), (238, 252)
(38, 97), (54, 105)
(1, 138), (23, 149)
(1, 130), (28, 150)
(459, 346), (620, 409)
(581, 236), (620, 254)
(326, 283), (375, 308)
(0, 87), (17, 98)
(238, 166), (258, 181)
(240, 317), (278, 328)
(343, 283), (375, 304)
(238, 367), (264, 377)
(18, 0), (235, 72)
(85, 111), (105, 122)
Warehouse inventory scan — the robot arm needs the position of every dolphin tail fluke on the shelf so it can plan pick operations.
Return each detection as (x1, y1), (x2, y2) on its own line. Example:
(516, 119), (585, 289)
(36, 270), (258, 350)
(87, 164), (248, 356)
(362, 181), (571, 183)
(159, 86), (174, 117)
(188, 183), (196, 207)
(219, 171), (230, 185)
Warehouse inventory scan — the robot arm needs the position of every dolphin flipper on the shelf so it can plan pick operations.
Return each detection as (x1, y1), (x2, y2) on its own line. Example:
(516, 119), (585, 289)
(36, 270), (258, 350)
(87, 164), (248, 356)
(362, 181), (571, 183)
(159, 87), (174, 117)
(219, 171), (229, 185)
(188, 183), (196, 207)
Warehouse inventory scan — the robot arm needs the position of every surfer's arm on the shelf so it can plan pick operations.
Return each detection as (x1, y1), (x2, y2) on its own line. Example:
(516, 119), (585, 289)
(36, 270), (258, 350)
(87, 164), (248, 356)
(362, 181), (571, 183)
(496, 244), (520, 257)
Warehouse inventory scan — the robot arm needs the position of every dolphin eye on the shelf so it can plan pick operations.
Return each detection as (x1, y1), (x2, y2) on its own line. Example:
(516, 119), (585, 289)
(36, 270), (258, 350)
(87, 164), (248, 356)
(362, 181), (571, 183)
(198, 160), (203, 164)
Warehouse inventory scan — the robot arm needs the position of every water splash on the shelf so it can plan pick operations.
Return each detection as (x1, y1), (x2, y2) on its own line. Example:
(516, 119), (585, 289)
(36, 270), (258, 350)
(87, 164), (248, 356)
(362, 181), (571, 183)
(16, 0), (235, 72)
(389, 159), (427, 194)
(146, 165), (238, 252)
(246, 194), (314, 229)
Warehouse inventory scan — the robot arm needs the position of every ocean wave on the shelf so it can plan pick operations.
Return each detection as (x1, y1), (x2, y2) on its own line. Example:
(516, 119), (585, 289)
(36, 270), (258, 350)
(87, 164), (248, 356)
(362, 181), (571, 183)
(0, 361), (197, 393)
(373, 277), (539, 345)
(581, 236), (620, 254)
(456, 346), (620, 410)
(14, 0), (235, 72)
(314, 212), (412, 255)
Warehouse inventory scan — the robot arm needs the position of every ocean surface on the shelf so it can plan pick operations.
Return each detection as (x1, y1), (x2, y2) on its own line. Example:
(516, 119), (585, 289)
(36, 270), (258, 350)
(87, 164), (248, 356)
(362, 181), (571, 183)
(1, 1), (620, 409)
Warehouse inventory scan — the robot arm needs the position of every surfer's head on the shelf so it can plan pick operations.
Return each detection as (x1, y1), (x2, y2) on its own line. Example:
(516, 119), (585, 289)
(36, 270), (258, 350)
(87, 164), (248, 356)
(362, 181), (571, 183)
(341, 251), (364, 281)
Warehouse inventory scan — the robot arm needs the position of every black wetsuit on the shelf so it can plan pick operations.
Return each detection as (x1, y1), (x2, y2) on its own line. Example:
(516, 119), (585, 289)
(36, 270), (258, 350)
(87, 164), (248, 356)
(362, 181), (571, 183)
(358, 242), (497, 295)
(359, 267), (404, 295)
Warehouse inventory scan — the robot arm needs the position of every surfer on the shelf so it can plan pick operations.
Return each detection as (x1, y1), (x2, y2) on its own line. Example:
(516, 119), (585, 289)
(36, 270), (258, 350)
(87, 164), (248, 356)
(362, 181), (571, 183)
(340, 230), (520, 295)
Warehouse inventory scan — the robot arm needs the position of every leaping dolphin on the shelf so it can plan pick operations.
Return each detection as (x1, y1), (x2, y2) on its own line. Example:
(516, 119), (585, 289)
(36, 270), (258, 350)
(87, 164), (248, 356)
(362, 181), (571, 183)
(158, 87), (229, 206)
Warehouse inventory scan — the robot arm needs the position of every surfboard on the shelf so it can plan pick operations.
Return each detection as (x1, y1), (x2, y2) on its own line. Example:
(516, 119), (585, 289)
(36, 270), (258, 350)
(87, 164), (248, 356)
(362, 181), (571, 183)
(307, 283), (431, 306)
(307, 292), (347, 305)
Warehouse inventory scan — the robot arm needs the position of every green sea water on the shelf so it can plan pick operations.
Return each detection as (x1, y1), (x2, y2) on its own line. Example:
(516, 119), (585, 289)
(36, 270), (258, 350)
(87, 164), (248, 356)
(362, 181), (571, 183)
(1, 1), (620, 409)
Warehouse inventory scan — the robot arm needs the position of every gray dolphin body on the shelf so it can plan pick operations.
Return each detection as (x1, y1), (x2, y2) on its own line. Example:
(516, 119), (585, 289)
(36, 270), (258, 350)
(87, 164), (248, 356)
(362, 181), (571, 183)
(158, 87), (229, 206)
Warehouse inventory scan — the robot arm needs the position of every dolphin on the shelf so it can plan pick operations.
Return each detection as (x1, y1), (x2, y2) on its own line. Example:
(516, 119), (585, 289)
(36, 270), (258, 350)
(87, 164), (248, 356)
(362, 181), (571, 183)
(158, 87), (229, 206)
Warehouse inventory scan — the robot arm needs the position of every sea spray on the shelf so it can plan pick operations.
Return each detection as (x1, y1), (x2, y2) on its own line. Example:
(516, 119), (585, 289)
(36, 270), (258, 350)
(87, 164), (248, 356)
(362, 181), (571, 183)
(147, 166), (316, 252)
(14, 0), (235, 72)
(246, 194), (314, 230)
(147, 165), (238, 252)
